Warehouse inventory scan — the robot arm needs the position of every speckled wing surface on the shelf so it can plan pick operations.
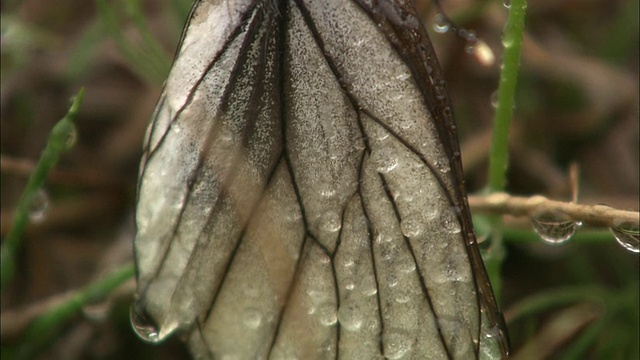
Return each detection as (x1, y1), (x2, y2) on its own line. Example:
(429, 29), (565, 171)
(133, 0), (509, 358)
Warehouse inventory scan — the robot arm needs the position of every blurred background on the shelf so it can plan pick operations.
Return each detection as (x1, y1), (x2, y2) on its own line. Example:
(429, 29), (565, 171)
(1, 0), (637, 358)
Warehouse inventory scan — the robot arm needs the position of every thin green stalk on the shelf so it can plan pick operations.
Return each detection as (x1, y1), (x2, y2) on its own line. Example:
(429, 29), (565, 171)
(0, 89), (84, 291)
(488, 0), (526, 193)
(561, 315), (611, 360)
(508, 283), (638, 358)
(13, 263), (135, 359)
(65, 18), (107, 82)
(483, 0), (527, 299)
(124, 0), (172, 75)
(95, 0), (167, 85)
(506, 285), (607, 322)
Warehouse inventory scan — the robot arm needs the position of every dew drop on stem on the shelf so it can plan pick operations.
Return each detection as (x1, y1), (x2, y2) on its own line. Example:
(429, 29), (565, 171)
(432, 14), (450, 34)
(64, 123), (78, 150)
(531, 211), (581, 245)
(28, 188), (50, 223)
(609, 221), (639, 253)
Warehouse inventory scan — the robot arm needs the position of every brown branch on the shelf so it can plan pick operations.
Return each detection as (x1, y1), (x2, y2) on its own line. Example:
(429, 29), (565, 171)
(469, 192), (639, 228)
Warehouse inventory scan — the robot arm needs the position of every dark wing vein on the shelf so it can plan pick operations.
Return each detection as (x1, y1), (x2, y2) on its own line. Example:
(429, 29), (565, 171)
(378, 173), (454, 359)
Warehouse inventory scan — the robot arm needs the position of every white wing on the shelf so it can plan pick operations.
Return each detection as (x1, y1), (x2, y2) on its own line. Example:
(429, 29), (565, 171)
(134, 0), (509, 359)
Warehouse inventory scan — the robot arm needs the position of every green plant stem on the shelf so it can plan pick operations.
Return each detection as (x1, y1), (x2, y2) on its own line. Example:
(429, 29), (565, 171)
(15, 262), (135, 359)
(488, 0), (526, 193)
(95, 0), (170, 85)
(507, 283), (638, 358)
(125, 0), (172, 75)
(506, 285), (606, 322)
(561, 315), (612, 360)
(483, 0), (527, 300)
(0, 88), (84, 291)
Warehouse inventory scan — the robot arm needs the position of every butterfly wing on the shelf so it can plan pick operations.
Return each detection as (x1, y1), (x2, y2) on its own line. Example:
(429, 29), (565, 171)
(134, 0), (508, 358)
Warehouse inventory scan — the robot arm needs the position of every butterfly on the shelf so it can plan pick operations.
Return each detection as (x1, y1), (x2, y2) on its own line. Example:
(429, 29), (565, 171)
(132, 0), (509, 358)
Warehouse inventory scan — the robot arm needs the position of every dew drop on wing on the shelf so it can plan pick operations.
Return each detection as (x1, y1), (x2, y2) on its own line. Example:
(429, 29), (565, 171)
(317, 302), (338, 326)
(338, 302), (363, 331)
(318, 210), (342, 233)
(400, 214), (424, 237)
(374, 147), (399, 174)
(130, 305), (161, 343)
(383, 329), (412, 360)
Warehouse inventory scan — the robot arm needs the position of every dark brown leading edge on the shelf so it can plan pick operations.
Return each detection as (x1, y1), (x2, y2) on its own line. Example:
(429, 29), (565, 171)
(356, 0), (509, 357)
(133, 0), (509, 359)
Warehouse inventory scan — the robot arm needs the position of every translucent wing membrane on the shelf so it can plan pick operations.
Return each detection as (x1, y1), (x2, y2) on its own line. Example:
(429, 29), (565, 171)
(134, 0), (509, 359)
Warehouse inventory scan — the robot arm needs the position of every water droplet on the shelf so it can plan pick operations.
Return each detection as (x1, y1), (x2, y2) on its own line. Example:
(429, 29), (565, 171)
(531, 212), (580, 245)
(82, 298), (112, 322)
(28, 189), (50, 223)
(382, 245), (400, 263)
(464, 43), (476, 54)
(353, 137), (367, 150)
(284, 203), (302, 222)
(243, 308), (263, 329)
(338, 303), (363, 331)
(344, 282), (355, 291)
(443, 217), (462, 234)
(318, 211), (341, 233)
(401, 215), (424, 237)
(398, 260), (416, 274)
(361, 283), (378, 296)
(394, 289), (411, 303)
(320, 185), (336, 198)
(398, 119), (415, 130)
(64, 123), (78, 150)
(318, 253), (331, 264)
(376, 233), (393, 244)
(609, 221), (639, 253)
(317, 302), (338, 326)
(462, 29), (477, 42)
(320, 339), (335, 354)
(383, 329), (412, 359)
(130, 306), (162, 343)
(424, 207), (439, 220)
(502, 34), (514, 48)
(395, 73), (411, 81)
(432, 14), (450, 33)
(490, 91), (499, 108)
(436, 159), (451, 173)
(374, 148), (399, 174)
(387, 274), (399, 288)
(374, 131), (390, 141)
(341, 257), (355, 268)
